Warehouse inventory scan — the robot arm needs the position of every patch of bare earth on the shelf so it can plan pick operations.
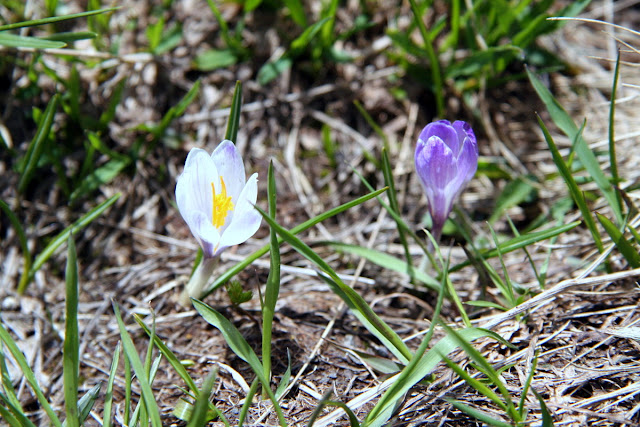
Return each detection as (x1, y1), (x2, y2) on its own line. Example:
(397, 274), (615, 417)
(2, 0), (640, 425)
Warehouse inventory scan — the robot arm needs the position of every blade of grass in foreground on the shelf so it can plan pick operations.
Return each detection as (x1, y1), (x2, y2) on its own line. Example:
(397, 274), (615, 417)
(609, 53), (622, 200)
(325, 242), (441, 291)
(0, 325), (62, 427)
(448, 220), (581, 272)
(364, 326), (504, 427)
(380, 148), (414, 282)
(597, 213), (640, 268)
(132, 313), (230, 425)
(63, 237), (80, 427)
(187, 369), (217, 427)
(102, 342), (121, 427)
(255, 205), (413, 363)
(444, 400), (513, 427)
(112, 303), (162, 427)
(206, 187), (388, 296)
(262, 161), (281, 395)
(0, 395), (35, 427)
(191, 299), (288, 427)
(536, 115), (603, 252)
(438, 323), (518, 421)
(0, 350), (27, 424)
(0, 33), (66, 49)
(528, 68), (623, 226)
(0, 7), (118, 31)
(75, 383), (101, 424)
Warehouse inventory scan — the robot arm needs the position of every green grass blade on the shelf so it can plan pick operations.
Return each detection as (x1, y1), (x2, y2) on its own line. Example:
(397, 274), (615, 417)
(316, 271), (411, 364)
(282, 0), (307, 27)
(112, 303), (163, 427)
(263, 161), (281, 393)
(290, 17), (329, 53)
(349, 165), (434, 264)
(0, 402), (23, 427)
(63, 236), (79, 427)
(0, 393), (36, 427)
(18, 94), (59, 193)
(238, 379), (260, 427)
(0, 7), (118, 31)
(274, 350), (292, 401)
(0, 33), (66, 49)
(0, 199), (32, 292)
(532, 389), (555, 427)
(518, 352), (539, 417)
(128, 355), (162, 427)
(506, 216), (543, 289)
(102, 341), (120, 427)
(380, 148), (414, 281)
(255, 205), (413, 363)
(365, 275), (446, 427)
(536, 115), (603, 252)
(365, 328), (499, 427)
(439, 323), (518, 419)
(0, 324), (62, 427)
(135, 314), (230, 423)
(528, 68), (623, 225)
(24, 193), (120, 291)
(133, 315), (197, 390)
(192, 299), (288, 427)
(325, 242), (441, 291)
(440, 355), (507, 412)
(75, 383), (101, 424)
(446, 400), (513, 427)
(206, 187), (387, 296)
(448, 220), (581, 272)
(0, 350), (22, 418)
(193, 301), (262, 368)
(609, 53), (622, 202)
(186, 369), (217, 427)
(597, 213), (640, 268)
(488, 226), (516, 307)
(225, 81), (242, 142)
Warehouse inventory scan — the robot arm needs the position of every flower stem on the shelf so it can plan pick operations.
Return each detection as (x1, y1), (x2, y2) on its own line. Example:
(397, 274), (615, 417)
(180, 257), (218, 306)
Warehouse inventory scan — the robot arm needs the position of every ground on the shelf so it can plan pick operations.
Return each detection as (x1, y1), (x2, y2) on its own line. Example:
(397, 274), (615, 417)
(2, 0), (640, 426)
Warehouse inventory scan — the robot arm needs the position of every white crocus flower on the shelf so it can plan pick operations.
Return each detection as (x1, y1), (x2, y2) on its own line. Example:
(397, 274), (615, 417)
(176, 140), (262, 303)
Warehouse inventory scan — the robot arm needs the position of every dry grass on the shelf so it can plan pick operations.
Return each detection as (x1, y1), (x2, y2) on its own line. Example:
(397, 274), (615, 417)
(3, 0), (640, 425)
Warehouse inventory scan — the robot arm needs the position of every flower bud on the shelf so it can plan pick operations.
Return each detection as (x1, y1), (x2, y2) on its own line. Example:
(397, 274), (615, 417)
(415, 120), (478, 241)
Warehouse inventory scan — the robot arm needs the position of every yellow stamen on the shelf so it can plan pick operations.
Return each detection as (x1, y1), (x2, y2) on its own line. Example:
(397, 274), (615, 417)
(211, 177), (234, 229)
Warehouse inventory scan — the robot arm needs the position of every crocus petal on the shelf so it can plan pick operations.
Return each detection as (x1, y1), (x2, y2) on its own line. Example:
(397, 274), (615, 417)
(185, 210), (221, 258)
(211, 140), (246, 202)
(422, 136), (458, 192)
(217, 173), (262, 254)
(456, 135), (479, 186)
(177, 148), (219, 224)
(419, 120), (461, 155)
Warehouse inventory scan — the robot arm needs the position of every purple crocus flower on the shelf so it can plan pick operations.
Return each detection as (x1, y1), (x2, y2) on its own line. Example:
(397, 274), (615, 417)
(415, 120), (478, 242)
